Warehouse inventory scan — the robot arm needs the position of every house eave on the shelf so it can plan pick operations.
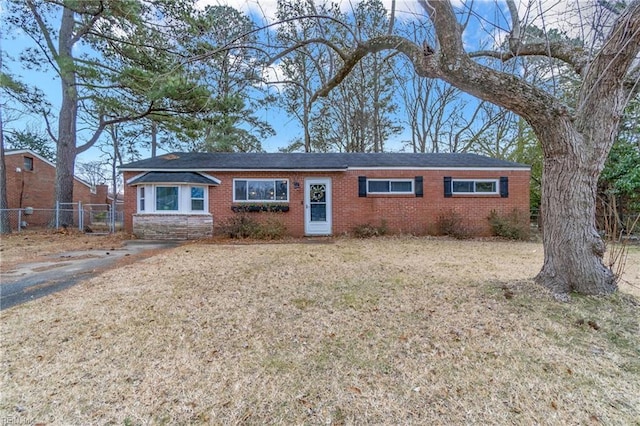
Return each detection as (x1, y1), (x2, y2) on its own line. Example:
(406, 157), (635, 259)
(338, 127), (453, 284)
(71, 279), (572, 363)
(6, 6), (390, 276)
(126, 171), (221, 186)
(348, 166), (532, 171)
(121, 166), (530, 173)
(121, 167), (349, 173)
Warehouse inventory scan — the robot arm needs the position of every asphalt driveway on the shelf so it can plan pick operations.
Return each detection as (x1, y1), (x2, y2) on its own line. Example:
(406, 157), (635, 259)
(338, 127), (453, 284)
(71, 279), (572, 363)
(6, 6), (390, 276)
(0, 240), (181, 310)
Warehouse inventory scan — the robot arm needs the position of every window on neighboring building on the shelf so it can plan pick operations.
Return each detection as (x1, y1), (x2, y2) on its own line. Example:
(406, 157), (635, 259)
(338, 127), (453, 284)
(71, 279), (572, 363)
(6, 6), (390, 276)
(137, 184), (208, 213)
(452, 179), (499, 194)
(233, 179), (289, 202)
(367, 179), (414, 194)
(23, 156), (34, 171)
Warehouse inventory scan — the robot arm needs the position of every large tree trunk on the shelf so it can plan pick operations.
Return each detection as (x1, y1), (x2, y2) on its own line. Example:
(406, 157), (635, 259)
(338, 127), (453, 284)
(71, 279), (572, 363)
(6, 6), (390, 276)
(534, 121), (617, 296)
(54, 7), (78, 226)
(0, 102), (11, 234)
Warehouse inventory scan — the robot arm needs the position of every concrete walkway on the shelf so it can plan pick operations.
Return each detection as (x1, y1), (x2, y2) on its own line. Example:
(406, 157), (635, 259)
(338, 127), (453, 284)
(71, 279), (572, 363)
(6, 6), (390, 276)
(0, 240), (180, 310)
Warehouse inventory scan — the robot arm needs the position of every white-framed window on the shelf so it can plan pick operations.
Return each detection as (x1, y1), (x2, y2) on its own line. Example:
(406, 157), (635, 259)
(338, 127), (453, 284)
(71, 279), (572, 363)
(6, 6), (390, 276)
(452, 179), (499, 194)
(23, 156), (34, 171)
(233, 179), (289, 202)
(367, 179), (414, 194)
(156, 186), (179, 211)
(191, 187), (205, 211)
(136, 184), (208, 213)
(139, 187), (146, 211)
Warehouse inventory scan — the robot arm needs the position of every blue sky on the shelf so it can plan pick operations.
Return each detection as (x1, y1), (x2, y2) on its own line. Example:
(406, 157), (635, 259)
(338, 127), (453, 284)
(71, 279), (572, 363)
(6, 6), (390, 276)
(1, 0), (540, 164)
(1, 0), (427, 163)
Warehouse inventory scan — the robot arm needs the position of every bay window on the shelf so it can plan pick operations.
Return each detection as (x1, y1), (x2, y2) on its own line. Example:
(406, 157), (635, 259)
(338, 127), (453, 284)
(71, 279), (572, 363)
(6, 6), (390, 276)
(136, 185), (208, 213)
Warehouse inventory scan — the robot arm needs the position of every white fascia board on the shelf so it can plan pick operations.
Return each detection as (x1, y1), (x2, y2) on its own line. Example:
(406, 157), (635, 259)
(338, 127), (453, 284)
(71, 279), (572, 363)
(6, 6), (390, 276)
(126, 172), (149, 185)
(199, 172), (221, 184)
(126, 171), (221, 186)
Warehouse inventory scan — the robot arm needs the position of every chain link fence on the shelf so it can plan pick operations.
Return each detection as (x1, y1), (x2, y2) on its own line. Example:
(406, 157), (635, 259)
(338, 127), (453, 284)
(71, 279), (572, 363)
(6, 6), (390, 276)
(0, 202), (123, 234)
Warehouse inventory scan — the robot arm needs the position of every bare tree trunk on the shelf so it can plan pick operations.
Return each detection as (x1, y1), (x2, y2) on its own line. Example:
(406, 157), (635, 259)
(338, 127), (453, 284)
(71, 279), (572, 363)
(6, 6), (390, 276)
(151, 121), (157, 157)
(0, 99), (11, 234)
(535, 125), (616, 295)
(53, 7), (78, 227)
(303, 90), (311, 152)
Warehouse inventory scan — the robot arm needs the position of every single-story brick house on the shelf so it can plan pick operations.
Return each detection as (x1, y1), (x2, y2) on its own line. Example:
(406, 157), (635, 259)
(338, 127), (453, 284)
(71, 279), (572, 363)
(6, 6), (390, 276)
(120, 152), (530, 239)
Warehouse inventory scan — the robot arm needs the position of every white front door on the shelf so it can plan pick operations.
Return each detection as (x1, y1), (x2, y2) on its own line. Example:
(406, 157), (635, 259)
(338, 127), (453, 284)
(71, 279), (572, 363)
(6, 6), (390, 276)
(304, 178), (332, 235)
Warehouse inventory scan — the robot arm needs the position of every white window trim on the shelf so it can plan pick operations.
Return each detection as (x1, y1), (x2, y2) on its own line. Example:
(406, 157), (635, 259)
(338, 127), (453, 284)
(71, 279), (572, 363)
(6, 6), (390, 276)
(451, 179), (499, 195)
(233, 178), (290, 203)
(190, 187), (205, 212)
(366, 178), (414, 195)
(136, 184), (209, 214)
(139, 187), (146, 212)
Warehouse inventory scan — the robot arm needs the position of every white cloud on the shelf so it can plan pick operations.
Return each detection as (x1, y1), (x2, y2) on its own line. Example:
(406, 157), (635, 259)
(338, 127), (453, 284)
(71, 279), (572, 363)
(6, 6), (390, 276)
(196, 0), (427, 24)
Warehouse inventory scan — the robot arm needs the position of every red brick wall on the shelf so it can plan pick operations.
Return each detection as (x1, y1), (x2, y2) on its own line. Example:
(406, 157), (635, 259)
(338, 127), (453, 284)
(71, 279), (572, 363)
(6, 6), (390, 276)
(340, 170), (529, 235)
(4, 152), (109, 209)
(123, 169), (530, 238)
(4, 153), (57, 209)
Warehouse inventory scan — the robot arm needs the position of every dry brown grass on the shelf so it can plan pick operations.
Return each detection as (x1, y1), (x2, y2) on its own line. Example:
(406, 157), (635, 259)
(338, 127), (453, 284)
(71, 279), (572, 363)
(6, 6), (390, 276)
(0, 230), (128, 272)
(1, 237), (639, 425)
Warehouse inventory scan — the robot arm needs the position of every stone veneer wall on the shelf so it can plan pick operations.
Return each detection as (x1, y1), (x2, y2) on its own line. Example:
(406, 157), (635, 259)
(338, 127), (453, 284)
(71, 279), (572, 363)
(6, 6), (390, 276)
(133, 214), (213, 240)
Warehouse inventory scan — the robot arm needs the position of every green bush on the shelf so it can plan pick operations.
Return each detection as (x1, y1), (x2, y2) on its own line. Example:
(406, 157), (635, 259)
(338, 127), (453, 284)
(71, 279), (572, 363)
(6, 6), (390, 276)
(488, 209), (530, 240)
(434, 210), (473, 239)
(351, 221), (388, 238)
(220, 213), (287, 240)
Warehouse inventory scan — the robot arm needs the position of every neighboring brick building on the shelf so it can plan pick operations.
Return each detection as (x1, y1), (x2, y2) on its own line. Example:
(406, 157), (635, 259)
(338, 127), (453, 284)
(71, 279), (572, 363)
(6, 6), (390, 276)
(120, 152), (530, 240)
(4, 149), (110, 226)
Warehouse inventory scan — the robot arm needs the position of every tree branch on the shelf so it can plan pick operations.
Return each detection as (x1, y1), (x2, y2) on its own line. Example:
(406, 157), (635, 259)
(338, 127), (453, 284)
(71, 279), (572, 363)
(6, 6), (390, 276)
(310, 36), (425, 103)
(421, 0), (569, 126)
(577, 0), (640, 123)
(268, 38), (349, 65)
(469, 42), (589, 75)
(70, 1), (104, 45)
(25, 0), (59, 61)
(41, 109), (58, 144)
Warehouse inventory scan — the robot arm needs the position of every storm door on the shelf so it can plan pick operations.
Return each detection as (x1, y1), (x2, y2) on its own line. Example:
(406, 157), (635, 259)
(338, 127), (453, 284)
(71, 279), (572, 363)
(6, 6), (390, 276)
(304, 178), (332, 235)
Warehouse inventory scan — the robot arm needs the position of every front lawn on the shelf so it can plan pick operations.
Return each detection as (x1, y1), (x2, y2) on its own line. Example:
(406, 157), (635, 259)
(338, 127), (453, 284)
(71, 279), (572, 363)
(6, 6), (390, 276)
(1, 237), (638, 424)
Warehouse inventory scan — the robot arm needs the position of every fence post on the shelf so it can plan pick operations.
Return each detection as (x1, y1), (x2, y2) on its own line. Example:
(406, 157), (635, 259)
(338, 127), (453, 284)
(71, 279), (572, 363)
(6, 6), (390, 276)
(17, 209), (22, 234)
(55, 201), (59, 229)
(110, 200), (116, 233)
(78, 201), (83, 231)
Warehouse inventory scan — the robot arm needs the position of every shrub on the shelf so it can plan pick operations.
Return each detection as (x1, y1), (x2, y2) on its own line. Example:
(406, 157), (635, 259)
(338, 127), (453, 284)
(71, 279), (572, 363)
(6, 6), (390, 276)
(351, 221), (388, 238)
(434, 210), (473, 239)
(488, 209), (530, 240)
(219, 213), (287, 240)
(254, 215), (287, 240)
(220, 214), (260, 239)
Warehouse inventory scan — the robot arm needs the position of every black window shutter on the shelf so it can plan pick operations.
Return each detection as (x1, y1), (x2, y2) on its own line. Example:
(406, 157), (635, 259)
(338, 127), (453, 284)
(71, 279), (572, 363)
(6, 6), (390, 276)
(500, 176), (509, 198)
(415, 176), (423, 197)
(358, 176), (367, 197)
(444, 176), (452, 198)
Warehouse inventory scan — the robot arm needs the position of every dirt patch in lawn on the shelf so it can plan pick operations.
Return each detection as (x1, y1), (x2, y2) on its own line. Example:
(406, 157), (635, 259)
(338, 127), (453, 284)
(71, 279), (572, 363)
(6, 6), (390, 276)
(1, 237), (639, 424)
(0, 230), (129, 272)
